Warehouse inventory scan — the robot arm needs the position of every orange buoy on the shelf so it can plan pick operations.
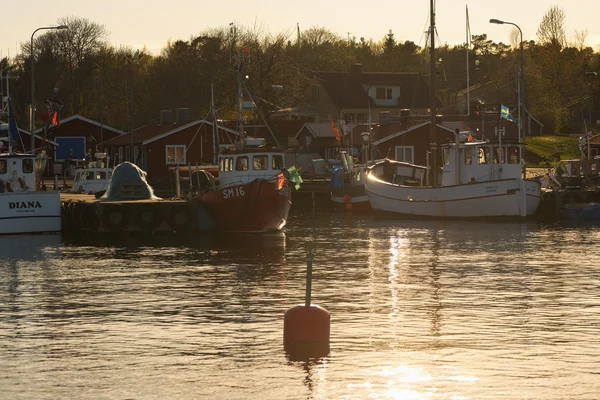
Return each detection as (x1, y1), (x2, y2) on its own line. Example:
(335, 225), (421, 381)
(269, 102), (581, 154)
(283, 242), (330, 360)
(343, 194), (351, 203)
(283, 304), (330, 346)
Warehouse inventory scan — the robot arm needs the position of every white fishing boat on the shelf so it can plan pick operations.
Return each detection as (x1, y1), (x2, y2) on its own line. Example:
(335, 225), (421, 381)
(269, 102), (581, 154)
(0, 153), (62, 234)
(71, 153), (112, 195)
(364, 0), (541, 218)
(366, 138), (541, 217)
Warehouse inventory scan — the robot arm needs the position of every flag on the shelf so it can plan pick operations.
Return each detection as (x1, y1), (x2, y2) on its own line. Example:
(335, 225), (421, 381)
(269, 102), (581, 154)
(501, 104), (516, 123)
(51, 111), (59, 126)
(330, 120), (340, 141)
(286, 165), (303, 190)
(7, 99), (20, 150)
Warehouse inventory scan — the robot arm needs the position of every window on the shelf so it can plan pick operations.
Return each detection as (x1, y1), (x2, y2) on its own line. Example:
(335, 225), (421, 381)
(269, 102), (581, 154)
(465, 148), (472, 164)
(22, 159), (34, 173)
(0, 160), (6, 174)
(376, 87), (393, 100)
(272, 155), (284, 170)
(236, 156), (249, 171)
(312, 85), (320, 100)
(253, 155), (268, 170)
(507, 146), (520, 164)
(442, 148), (450, 165)
(493, 147), (505, 164)
(478, 147), (490, 164)
(219, 157), (233, 172)
(394, 146), (414, 163)
(166, 145), (186, 165)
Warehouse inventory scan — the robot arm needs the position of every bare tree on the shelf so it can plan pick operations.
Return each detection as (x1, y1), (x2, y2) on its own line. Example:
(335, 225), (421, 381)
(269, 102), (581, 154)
(536, 6), (567, 49)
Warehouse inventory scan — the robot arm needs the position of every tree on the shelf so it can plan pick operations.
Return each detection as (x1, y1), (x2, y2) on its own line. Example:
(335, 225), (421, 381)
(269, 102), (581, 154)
(536, 6), (567, 50)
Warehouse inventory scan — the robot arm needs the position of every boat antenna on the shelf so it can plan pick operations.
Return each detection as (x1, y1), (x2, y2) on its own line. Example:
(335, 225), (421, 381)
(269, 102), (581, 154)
(429, 0), (438, 186)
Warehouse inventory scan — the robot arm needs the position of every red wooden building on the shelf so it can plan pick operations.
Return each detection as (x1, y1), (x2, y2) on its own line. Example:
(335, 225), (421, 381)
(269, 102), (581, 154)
(102, 118), (238, 189)
(371, 121), (457, 165)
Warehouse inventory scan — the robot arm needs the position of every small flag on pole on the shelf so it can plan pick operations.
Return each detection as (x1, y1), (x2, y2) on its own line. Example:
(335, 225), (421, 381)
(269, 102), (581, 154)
(500, 104), (516, 123)
(330, 120), (340, 141)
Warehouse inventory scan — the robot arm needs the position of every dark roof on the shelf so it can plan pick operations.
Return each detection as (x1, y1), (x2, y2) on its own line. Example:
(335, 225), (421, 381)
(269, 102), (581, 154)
(314, 70), (437, 109)
(102, 120), (204, 146)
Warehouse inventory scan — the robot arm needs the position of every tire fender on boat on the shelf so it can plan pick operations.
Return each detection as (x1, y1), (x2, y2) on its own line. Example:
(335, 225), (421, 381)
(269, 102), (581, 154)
(101, 204), (129, 232)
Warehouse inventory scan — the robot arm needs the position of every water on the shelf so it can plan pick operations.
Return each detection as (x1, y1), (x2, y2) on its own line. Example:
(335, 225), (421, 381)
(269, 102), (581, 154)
(1, 212), (600, 399)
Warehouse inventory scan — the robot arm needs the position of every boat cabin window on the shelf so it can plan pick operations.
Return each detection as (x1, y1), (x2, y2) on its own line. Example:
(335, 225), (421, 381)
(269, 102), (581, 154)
(22, 159), (34, 173)
(464, 148), (473, 165)
(478, 147), (490, 164)
(493, 147), (505, 164)
(253, 155), (268, 170)
(272, 155), (284, 170)
(0, 160), (6, 174)
(97, 172), (108, 179)
(236, 156), (249, 171)
(219, 157), (234, 172)
(507, 146), (520, 164)
(442, 148), (450, 165)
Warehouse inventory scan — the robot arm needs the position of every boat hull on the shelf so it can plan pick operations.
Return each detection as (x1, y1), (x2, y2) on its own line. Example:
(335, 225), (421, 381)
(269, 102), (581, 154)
(0, 192), (62, 234)
(366, 177), (541, 218)
(331, 185), (372, 213)
(197, 180), (291, 232)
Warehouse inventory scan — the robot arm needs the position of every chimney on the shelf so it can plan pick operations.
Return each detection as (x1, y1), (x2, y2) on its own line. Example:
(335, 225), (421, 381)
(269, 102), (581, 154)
(176, 108), (191, 124)
(160, 110), (173, 124)
(350, 63), (362, 81)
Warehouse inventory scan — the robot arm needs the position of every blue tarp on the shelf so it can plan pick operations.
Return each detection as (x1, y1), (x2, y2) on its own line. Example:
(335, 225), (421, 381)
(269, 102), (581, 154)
(55, 137), (86, 161)
(330, 166), (343, 188)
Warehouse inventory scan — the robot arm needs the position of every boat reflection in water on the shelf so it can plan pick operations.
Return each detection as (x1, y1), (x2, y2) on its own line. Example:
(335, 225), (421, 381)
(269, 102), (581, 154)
(0, 234), (61, 263)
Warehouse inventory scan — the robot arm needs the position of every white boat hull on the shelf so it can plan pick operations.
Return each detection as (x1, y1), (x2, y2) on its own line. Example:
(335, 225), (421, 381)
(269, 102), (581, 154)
(0, 192), (62, 234)
(366, 177), (541, 218)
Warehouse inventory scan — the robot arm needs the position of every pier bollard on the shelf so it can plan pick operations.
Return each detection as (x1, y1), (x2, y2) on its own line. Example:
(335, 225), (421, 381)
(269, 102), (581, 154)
(283, 242), (330, 360)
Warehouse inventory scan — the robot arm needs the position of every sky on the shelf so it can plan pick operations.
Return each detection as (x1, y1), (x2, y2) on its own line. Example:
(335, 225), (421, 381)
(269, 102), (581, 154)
(2, 0), (600, 60)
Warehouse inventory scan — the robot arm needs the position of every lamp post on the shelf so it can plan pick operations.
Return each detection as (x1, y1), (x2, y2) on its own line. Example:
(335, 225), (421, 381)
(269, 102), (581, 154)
(489, 19), (524, 145)
(30, 24), (68, 153)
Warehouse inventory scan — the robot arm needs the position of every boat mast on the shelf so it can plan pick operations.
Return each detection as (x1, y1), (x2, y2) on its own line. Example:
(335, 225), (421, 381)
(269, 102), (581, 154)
(429, 0), (438, 186)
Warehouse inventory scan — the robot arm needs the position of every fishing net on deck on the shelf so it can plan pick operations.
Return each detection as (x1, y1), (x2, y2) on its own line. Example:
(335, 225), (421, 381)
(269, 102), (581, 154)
(98, 162), (161, 201)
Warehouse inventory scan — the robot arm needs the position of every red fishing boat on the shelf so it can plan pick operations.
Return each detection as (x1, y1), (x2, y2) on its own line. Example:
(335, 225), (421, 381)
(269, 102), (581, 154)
(192, 52), (292, 232)
(194, 137), (291, 232)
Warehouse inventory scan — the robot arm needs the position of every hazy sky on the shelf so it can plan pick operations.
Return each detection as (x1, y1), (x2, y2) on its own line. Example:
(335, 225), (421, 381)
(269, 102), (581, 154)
(2, 0), (599, 59)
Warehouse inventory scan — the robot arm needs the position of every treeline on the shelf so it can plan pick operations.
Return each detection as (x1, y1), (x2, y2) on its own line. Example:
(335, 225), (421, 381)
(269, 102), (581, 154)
(1, 7), (599, 136)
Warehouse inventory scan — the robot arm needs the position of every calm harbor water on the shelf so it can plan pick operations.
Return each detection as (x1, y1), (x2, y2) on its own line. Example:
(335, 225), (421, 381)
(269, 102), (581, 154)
(1, 211), (600, 399)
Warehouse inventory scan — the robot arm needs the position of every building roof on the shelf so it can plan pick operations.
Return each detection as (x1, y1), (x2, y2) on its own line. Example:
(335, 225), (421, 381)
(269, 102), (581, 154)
(294, 122), (338, 140)
(102, 119), (238, 146)
(32, 114), (126, 135)
(372, 121), (456, 146)
(314, 64), (437, 109)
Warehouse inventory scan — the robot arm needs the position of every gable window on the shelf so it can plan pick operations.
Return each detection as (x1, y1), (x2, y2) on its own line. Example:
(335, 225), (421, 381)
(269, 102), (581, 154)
(394, 146), (414, 163)
(312, 85), (320, 100)
(376, 87), (393, 100)
(166, 145), (186, 165)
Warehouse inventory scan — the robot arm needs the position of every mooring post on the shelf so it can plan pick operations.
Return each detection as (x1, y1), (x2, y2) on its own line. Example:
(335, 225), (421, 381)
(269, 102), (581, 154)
(305, 241), (315, 306)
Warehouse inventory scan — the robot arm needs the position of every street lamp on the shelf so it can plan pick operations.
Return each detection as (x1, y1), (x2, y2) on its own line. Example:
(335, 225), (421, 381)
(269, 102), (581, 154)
(30, 24), (68, 153)
(489, 19), (524, 145)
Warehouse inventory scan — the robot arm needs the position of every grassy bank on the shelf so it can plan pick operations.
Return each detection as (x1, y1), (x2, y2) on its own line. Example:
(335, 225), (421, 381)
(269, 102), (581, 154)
(525, 135), (580, 167)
